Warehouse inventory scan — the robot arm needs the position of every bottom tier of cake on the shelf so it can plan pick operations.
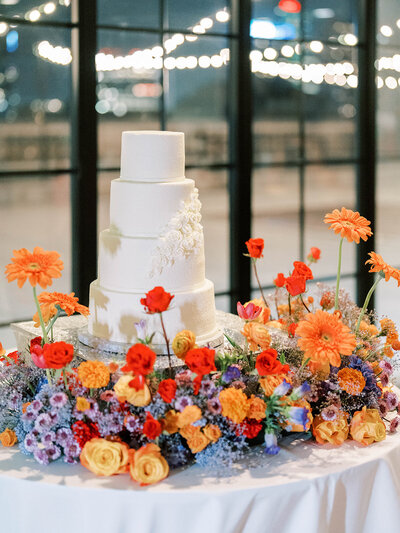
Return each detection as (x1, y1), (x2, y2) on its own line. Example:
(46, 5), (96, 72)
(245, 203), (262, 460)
(87, 278), (221, 346)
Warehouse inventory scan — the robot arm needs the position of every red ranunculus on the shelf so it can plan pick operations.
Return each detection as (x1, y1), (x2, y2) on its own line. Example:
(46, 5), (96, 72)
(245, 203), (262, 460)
(274, 272), (286, 287)
(0, 350), (19, 367)
(72, 421), (100, 448)
(140, 286), (174, 314)
(285, 274), (306, 297)
(157, 379), (177, 403)
(122, 344), (156, 375)
(293, 261), (313, 281)
(255, 348), (290, 376)
(245, 238), (264, 259)
(143, 412), (162, 440)
(42, 341), (74, 369)
(185, 347), (216, 376)
(308, 247), (321, 261)
(237, 418), (263, 439)
(288, 323), (298, 338)
(128, 374), (146, 390)
(30, 336), (42, 350)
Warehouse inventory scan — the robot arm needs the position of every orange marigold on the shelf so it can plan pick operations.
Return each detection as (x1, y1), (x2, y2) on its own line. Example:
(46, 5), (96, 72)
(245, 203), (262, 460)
(219, 387), (249, 424)
(366, 252), (400, 286)
(324, 207), (372, 244)
(247, 396), (266, 420)
(380, 318), (398, 341)
(5, 247), (64, 289)
(296, 310), (357, 368)
(33, 291), (90, 326)
(78, 360), (110, 389)
(337, 368), (366, 395)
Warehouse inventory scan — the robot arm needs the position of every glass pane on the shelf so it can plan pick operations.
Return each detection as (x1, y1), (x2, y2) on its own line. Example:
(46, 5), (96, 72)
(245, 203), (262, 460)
(165, 36), (229, 166)
(303, 44), (358, 161)
(0, 0), (70, 22)
(376, 279), (400, 325)
(97, 0), (160, 29)
(0, 174), (72, 325)
(166, 0), (231, 34)
(215, 295), (230, 313)
(0, 325), (15, 350)
(303, 0), (360, 43)
(251, 0), (300, 41)
(186, 168), (229, 292)
(252, 39), (300, 163)
(304, 165), (356, 278)
(97, 30), (162, 169)
(0, 25), (71, 172)
(377, 0), (400, 48)
(376, 161), (400, 266)
(251, 166), (300, 288)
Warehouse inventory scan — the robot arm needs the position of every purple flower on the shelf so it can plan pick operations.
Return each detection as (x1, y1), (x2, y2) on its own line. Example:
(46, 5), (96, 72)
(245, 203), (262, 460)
(124, 415), (141, 433)
(22, 411), (36, 423)
(264, 433), (280, 455)
(34, 413), (53, 433)
(134, 319), (148, 340)
(56, 427), (73, 447)
(41, 431), (56, 447)
(46, 444), (61, 461)
(24, 433), (38, 452)
(390, 416), (400, 433)
(29, 400), (43, 414)
(380, 373), (389, 387)
(50, 392), (68, 408)
(199, 380), (216, 397)
(380, 360), (393, 376)
(174, 395), (193, 412)
(288, 406), (309, 430)
(64, 441), (81, 458)
(9, 393), (20, 409)
(321, 405), (339, 421)
(384, 391), (399, 411)
(206, 397), (222, 415)
(33, 448), (50, 465)
(273, 379), (291, 397)
(378, 399), (388, 417)
(222, 366), (241, 384)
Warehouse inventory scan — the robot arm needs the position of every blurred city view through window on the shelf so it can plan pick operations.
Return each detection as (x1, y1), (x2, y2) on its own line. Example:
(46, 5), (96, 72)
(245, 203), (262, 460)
(1, 0), (400, 346)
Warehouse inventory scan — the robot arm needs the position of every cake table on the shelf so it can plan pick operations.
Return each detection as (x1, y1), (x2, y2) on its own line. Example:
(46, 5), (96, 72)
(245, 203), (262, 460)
(1, 431), (400, 533)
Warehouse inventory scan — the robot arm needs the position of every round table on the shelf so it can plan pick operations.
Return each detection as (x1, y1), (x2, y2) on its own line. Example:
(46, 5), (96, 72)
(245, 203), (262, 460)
(1, 432), (400, 533)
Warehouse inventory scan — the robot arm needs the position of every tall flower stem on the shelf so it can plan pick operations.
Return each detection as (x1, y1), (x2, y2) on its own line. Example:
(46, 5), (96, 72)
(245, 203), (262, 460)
(288, 294), (292, 316)
(334, 238), (344, 311)
(159, 312), (172, 377)
(33, 286), (48, 344)
(252, 258), (268, 308)
(46, 308), (62, 341)
(299, 293), (311, 313)
(46, 369), (52, 386)
(355, 275), (382, 333)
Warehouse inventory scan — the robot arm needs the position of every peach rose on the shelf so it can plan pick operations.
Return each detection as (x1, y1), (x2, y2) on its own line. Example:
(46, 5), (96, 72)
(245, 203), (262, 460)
(219, 387), (249, 424)
(178, 405), (202, 428)
(244, 298), (271, 324)
(350, 407), (386, 445)
(259, 374), (288, 396)
(172, 330), (197, 360)
(162, 410), (180, 434)
(203, 424), (221, 443)
(113, 374), (151, 406)
(129, 444), (169, 486)
(179, 424), (199, 440)
(80, 438), (129, 476)
(312, 412), (349, 445)
(187, 430), (210, 453)
(247, 396), (266, 420)
(0, 428), (17, 447)
(241, 322), (271, 351)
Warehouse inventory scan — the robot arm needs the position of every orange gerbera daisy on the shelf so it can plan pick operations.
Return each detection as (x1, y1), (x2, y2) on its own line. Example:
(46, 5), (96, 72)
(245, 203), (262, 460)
(5, 247), (64, 289)
(324, 207), (372, 244)
(33, 291), (90, 325)
(296, 310), (357, 367)
(365, 252), (400, 286)
(337, 368), (366, 395)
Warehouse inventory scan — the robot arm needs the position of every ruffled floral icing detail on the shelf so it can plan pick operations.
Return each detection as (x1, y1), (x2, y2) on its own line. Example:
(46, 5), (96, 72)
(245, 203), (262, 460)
(150, 189), (203, 276)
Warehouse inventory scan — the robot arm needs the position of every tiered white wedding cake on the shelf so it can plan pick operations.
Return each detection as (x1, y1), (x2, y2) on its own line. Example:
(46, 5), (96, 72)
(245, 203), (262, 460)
(87, 131), (221, 348)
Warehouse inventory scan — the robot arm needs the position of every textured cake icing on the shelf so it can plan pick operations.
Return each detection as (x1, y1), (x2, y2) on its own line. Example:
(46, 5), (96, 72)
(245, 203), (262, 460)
(88, 131), (220, 346)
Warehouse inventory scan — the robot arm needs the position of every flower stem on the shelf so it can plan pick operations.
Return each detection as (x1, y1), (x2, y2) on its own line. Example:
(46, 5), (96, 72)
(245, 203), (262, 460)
(33, 286), (48, 344)
(355, 276), (382, 333)
(46, 369), (52, 386)
(46, 309), (61, 336)
(335, 238), (344, 311)
(159, 312), (172, 377)
(288, 294), (292, 316)
(63, 368), (68, 391)
(252, 258), (268, 308)
(299, 293), (311, 313)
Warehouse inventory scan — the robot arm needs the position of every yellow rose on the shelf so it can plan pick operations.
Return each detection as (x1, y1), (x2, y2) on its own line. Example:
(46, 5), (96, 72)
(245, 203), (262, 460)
(241, 322), (271, 351)
(244, 298), (271, 324)
(187, 430), (210, 453)
(350, 407), (386, 445)
(312, 412), (349, 445)
(129, 444), (169, 486)
(247, 395), (266, 420)
(178, 405), (202, 428)
(259, 374), (288, 396)
(203, 424), (221, 443)
(114, 375), (151, 406)
(80, 438), (129, 476)
(219, 387), (248, 424)
(162, 410), (180, 434)
(0, 428), (17, 447)
(76, 397), (90, 412)
(172, 330), (196, 360)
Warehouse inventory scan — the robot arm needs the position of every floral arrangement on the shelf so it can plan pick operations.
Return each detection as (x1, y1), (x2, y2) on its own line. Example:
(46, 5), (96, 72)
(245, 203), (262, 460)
(1, 207), (400, 486)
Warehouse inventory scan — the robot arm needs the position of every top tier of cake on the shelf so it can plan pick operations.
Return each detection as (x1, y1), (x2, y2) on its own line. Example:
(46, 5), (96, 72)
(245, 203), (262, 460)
(121, 131), (185, 182)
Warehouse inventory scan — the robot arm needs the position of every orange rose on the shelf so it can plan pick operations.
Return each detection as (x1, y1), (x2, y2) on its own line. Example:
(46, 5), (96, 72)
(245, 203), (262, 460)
(80, 438), (129, 476)
(129, 444), (169, 486)
(247, 396), (266, 420)
(178, 405), (202, 428)
(187, 430), (210, 453)
(259, 374), (288, 396)
(0, 428), (17, 447)
(113, 375), (151, 406)
(203, 424), (221, 443)
(219, 387), (248, 424)
(244, 298), (271, 324)
(162, 410), (180, 434)
(172, 330), (197, 360)
(179, 424), (200, 440)
(312, 412), (349, 445)
(241, 322), (271, 351)
(245, 238), (264, 258)
(350, 407), (386, 445)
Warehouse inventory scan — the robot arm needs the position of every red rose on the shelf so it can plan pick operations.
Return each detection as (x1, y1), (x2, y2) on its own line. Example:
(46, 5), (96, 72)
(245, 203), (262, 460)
(237, 418), (263, 439)
(288, 323), (298, 338)
(255, 349), (289, 376)
(122, 344), (156, 375)
(158, 379), (177, 403)
(308, 247), (321, 261)
(274, 272), (286, 287)
(245, 238), (264, 259)
(293, 261), (313, 281)
(143, 412), (162, 440)
(42, 341), (74, 369)
(185, 347), (216, 376)
(285, 274), (306, 297)
(140, 286), (174, 314)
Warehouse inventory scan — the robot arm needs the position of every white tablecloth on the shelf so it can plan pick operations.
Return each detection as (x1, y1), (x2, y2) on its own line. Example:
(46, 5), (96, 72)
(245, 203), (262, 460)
(1, 432), (400, 533)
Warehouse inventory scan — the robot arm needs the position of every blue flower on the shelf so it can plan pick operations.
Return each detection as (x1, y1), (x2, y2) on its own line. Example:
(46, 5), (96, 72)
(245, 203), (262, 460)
(264, 432), (280, 455)
(273, 379), (291, 397)
(288, 406), (309, 431)
(222, 366), (241, 384)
